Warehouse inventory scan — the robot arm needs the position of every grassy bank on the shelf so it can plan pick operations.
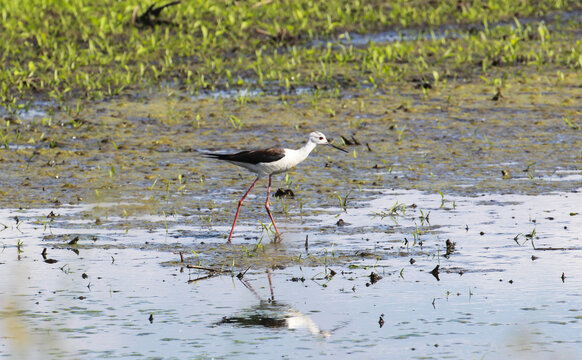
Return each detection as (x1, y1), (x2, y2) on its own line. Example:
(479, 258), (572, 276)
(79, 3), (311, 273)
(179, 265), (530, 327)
(1, 0), (580, 111)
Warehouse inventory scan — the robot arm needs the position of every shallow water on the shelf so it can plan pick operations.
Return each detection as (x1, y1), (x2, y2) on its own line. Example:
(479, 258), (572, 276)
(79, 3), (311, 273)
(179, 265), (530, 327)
(1, 67), (582, 358)
(313, 9), (582, 47)
(1, 186), (581, 359)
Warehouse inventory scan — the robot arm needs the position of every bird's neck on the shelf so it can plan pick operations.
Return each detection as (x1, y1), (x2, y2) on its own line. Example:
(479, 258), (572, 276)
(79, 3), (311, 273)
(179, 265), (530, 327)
(297, 140), (317, 157)
(279, 140), (317, 170)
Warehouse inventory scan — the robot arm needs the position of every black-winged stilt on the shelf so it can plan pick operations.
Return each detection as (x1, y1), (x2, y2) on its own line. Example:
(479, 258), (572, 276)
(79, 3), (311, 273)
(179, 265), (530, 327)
(205, 131), (347, 243)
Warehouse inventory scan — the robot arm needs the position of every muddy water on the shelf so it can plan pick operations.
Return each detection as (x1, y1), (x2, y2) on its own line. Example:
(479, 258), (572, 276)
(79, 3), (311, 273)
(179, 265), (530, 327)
(1, 82), (581, 358)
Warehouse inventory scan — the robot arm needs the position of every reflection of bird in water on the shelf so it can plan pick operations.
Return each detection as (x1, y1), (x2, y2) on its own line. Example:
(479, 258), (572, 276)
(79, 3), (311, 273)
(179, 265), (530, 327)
(217, 269), (336, 337)
(204, 132), (346, 243)
(218, 300), (331, 337)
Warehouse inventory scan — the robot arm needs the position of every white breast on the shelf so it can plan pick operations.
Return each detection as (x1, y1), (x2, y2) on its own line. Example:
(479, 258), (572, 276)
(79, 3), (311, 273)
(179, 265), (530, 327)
(262, 148), (310, 174)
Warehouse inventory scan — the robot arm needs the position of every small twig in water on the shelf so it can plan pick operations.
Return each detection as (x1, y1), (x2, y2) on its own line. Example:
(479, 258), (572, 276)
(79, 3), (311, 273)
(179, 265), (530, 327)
(186, 264), (232, 273)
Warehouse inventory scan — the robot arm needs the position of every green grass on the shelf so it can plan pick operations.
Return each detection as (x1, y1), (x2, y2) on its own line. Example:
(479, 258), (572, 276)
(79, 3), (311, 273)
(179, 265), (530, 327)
(1, 0), (580, 108)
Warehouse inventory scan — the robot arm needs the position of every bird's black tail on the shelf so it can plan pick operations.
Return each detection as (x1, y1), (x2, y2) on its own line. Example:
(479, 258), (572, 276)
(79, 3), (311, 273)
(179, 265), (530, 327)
(200, 152), (227, 160)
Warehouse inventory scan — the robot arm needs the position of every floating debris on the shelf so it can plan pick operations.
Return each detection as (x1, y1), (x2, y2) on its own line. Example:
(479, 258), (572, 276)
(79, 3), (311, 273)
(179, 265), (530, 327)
(444, 239), (456, 258)
(340, 135), (360, 146)
(491, 88), (503, 101)
(368, 272), (382, 285)
(430, 265), (440, 281)
(274, 189), (295, 198)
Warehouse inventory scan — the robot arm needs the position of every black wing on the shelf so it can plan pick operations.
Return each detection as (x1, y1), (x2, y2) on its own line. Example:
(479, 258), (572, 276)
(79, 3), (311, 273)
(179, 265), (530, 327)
(203, 148), (285, 164)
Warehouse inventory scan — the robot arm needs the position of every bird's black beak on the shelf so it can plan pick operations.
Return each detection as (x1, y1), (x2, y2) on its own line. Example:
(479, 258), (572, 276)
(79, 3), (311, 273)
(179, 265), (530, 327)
(328, 142), (348, 153)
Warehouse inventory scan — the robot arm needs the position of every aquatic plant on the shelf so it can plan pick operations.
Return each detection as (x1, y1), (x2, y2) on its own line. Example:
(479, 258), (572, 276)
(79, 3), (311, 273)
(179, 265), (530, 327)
(336, 189), (353, 211)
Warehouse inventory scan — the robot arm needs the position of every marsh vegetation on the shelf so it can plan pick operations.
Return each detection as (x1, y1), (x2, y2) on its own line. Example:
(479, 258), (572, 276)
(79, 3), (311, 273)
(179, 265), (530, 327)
(1, 1), (581, 358)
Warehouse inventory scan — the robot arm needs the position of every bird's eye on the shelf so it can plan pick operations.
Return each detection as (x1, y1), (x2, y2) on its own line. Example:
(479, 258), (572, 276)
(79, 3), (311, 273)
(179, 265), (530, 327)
(319, 137), (324, 140)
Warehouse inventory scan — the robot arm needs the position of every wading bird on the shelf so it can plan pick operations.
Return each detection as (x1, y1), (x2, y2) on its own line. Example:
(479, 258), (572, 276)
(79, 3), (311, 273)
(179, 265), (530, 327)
(205, 131), (347, 243)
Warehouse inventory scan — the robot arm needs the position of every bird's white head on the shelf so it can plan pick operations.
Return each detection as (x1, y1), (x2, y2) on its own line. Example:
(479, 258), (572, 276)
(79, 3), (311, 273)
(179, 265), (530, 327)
(308, 131), (329, 145)
(308, 131), (348, 152)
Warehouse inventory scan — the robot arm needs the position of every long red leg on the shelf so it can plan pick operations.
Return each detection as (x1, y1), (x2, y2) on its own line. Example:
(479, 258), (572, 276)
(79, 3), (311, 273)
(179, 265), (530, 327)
(265, 175), (282, 241)
(227, 177), (260, 243)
